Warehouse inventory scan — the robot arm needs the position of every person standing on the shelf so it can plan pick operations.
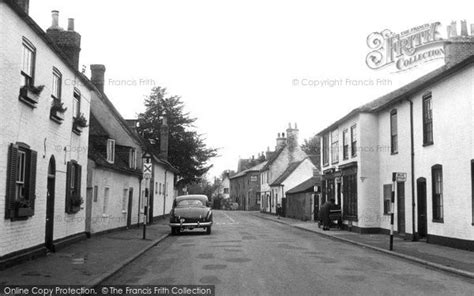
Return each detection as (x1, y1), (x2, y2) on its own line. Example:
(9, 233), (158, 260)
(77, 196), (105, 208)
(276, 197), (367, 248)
(320, 198), (335, 231)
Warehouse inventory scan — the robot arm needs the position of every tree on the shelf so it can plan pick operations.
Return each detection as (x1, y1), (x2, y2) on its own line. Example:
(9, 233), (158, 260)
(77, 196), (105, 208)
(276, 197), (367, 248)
(138, 87), (218, 187)
(301, 135), (321, 169)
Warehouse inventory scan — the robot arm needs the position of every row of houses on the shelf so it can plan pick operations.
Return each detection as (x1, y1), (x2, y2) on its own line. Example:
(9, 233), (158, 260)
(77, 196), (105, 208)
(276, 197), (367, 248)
(0, 0), (177, 267)
(230, 124), (320, 214)
(230, 22), (474, 251)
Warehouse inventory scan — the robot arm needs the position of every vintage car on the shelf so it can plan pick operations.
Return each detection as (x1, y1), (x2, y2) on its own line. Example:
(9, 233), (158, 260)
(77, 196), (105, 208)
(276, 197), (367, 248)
(169, 195), (213, 235)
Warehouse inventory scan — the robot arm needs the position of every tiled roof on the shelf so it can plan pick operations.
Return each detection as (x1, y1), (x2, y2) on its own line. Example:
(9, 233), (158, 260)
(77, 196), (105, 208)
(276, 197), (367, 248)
(286, 176), (322, 195)
(317, 54), (474, 136)
(270, 160), (304, 186)
(262, 145), (286, 171)
(230, 161), (268, 179)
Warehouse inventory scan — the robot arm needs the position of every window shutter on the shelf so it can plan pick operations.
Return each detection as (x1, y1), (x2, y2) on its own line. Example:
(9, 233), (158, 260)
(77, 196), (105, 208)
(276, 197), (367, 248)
(5, 144), (19, 219)
(28, 149), (37, 210)
(76, 164), (82, 199)
(66, 161), (72, 213)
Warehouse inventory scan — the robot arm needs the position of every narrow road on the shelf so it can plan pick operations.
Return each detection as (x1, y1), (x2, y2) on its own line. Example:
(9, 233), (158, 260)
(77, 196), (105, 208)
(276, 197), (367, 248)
(105, 211), (474, 296)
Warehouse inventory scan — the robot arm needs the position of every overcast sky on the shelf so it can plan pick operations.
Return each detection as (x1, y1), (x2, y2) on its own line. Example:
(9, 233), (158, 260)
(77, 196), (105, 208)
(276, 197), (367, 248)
(30, 0), (470, 179)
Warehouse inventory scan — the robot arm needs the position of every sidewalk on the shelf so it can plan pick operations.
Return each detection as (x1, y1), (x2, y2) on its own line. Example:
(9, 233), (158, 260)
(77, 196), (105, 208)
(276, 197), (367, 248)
(0, 222), (170, 286)
(253, 212), (474, 279)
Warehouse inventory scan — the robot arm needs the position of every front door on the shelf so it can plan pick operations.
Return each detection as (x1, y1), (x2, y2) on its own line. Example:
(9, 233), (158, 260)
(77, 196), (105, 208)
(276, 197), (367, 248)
(417, 178), (427, 238)
(397, 182), (406, 235)
(127, 188), (133, 228)
(45, 157), (55, 251)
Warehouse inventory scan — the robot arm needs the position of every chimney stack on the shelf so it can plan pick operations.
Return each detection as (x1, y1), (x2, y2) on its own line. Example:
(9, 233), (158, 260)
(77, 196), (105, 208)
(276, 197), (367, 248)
(68, 18), (75, 31)
(276, 132), (286, 150)
(444, 20), (474, 67)
(46, 11), (82, 69)
(90, 64), (106, 93)
(160, 115), (169, 160)
(15, 0), (29, 14)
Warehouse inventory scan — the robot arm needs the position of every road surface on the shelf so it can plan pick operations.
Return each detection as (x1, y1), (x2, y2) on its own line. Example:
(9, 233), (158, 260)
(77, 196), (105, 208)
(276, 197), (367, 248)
(104, 211), (474, 296)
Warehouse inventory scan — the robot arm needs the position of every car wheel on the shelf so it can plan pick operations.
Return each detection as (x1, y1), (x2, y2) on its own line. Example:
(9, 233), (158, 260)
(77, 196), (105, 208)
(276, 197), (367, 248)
(171, 227), (180, 235)
(206, 226), (211, 235)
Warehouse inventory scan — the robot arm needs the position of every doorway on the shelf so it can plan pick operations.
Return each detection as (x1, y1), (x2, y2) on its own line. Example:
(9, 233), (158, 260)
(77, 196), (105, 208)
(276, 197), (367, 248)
(397, 182), (406, 235)
(417, 178), (427, 238)
(127, 188), (133, 228)
(45, 157), (56, 252)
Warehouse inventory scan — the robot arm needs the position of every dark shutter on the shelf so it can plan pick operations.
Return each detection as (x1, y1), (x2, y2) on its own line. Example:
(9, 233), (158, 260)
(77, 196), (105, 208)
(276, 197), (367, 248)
(66, 161), (72, 213)
(28, 149), (37, 211)
(5, 144), (19, 219)
(76, 164), (82, 199)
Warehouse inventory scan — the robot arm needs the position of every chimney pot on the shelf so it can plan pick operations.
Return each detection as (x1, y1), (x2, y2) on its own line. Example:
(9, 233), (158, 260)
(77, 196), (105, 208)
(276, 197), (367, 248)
(471, 24), (474, 36)
(50, 10), (60, 29)
(461, 20), (468, 37)
(68, 18), (75, 31)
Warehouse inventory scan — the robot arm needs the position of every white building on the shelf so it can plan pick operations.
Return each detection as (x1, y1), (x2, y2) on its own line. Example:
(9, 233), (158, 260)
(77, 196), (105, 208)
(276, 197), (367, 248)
(0, 0), (94, 263)
(318, 24), (474, 250)
(260, 124), (308, 214)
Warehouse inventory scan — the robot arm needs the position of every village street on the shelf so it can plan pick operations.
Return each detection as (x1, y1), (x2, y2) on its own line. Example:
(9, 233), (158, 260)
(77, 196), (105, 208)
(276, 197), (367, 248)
(104, 211), (474, 296)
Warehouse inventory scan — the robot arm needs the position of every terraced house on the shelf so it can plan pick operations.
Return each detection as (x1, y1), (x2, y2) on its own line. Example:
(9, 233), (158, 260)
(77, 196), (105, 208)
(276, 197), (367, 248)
(318, 22), (474, 250)
(0, 0), (94, 263)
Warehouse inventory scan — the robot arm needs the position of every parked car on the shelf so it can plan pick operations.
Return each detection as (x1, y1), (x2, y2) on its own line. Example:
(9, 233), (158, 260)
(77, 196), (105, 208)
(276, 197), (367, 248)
(169, 195), (213, 235)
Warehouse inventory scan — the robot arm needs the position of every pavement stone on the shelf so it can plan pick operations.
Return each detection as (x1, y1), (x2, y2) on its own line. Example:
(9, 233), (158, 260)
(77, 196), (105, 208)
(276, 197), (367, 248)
(253, 212), (474, 279)
(0, 221), (170, 286)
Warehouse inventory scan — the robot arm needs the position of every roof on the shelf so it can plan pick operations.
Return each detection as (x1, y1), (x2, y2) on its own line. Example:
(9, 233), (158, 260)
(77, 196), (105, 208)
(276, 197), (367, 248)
(270, 160), (305, 186)
(4, 0), (95, 91)
(262, 145), (286, 171)
(317, 54), (474, 136)
(286, 176), (322, 195)
(230, 161), (268, 179)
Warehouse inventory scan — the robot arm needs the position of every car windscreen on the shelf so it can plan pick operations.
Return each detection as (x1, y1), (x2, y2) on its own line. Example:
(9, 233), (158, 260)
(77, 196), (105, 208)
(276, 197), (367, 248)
(176, 199), (205, 208)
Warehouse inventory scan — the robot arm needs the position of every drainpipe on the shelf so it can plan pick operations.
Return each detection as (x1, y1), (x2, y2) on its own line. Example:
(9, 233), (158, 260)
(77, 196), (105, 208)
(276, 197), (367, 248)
(407, 98), (417, 241)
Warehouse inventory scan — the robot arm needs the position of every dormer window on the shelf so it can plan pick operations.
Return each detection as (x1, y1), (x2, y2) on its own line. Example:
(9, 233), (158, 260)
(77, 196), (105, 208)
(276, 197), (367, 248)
(129, 148), (137, 169)
(106, 139), (115, 163)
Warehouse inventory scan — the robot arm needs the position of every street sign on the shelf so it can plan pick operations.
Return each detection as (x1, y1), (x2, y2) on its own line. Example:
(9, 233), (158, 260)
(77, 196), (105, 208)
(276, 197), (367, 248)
(143, 163), (152, 179)
(395, 172), (407, 182)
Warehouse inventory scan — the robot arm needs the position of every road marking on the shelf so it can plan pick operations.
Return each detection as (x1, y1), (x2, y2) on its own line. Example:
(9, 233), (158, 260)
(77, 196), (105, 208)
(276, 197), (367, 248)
(221, 212), (236, 223)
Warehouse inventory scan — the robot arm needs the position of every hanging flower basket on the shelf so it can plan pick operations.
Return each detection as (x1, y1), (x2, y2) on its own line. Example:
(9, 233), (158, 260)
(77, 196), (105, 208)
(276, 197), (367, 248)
(19, 85), (45, 107)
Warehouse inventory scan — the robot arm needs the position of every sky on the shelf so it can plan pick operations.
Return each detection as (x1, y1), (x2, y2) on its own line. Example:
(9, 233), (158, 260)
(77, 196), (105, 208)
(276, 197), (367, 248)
(29, 0), (471, 179)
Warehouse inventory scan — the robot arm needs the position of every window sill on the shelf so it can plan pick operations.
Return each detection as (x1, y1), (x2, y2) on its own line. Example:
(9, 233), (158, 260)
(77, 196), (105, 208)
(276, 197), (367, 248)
(50, 111), (65, 124)
(423, 142), (434, 147)
(432, 219), (444, 223)
(19, 94), (39, 108)
(391, 152), (398, 155)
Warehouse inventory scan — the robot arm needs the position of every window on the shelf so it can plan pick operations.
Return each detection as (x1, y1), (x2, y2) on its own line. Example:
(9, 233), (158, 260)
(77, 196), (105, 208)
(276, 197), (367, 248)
(432, 164), (443, 222)
(122, 189), (128, 212)
(129, 148), (137, 169)
(21, 38), (36, 87)
(323, 134), (329, 166)
(155, 182), (158, 194)
(351, 125), (357, 157)
(224, 188), (229, 194)
(103, 187), (110, 215)
(106, 139), (115, 163)
(342, 169), (357, 219)
(343, 129), (349, 160)
(423, 93), (433, 145)
(72, 89), (81, 118)
(159, 183), (162, 195)
(256, 193), (261, 205)
(52, 68), (62, 99)
(331, 129), (339, 164)
(65, 161), (82, 214)
(390, 110), (398, 154)
(93, 186), (98, 202)
(5, 143), (37, 219)
(383, 184), (392, 215)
